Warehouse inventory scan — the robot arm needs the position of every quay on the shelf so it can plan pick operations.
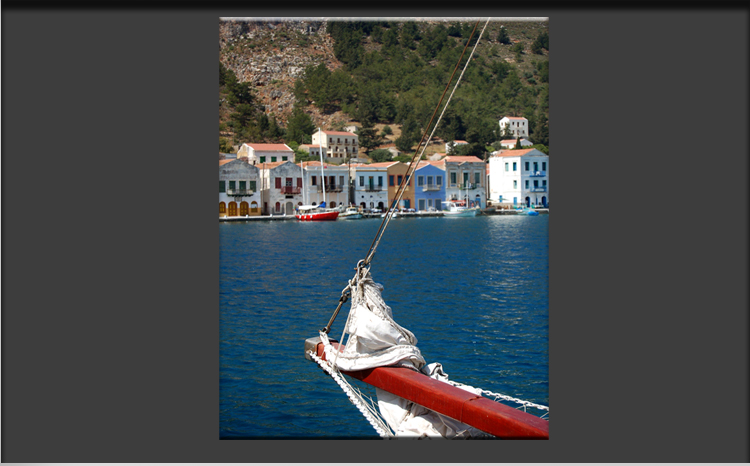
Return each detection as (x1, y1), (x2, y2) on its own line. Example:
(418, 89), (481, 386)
(219, 208), (548, 222)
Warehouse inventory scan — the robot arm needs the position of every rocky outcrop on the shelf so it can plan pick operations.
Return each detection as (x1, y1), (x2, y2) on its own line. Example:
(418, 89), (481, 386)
(219, 19), (342, 125)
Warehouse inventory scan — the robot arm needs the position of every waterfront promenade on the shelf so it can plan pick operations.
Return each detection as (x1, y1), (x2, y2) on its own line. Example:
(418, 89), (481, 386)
(219, 208), (549, 222)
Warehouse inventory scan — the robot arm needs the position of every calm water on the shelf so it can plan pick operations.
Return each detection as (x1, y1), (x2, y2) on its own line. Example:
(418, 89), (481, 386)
(219, 214), (548, 438)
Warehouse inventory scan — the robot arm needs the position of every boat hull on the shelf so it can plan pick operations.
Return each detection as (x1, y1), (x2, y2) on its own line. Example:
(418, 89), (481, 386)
(443, 208), (479, 217)
(295, 211), (339, 221)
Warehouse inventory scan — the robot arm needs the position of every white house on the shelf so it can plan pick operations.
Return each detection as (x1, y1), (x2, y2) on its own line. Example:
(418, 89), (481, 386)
(488, 148), (549, 208)
(299, 160), (350, 209)
(432, 155), (487, 209)
(237, 143), (295, 165)
(311, 129), (359, 164)
(499, 117), (529, 139)
(258, 161), (304, 215)
(219, 158), (261, 217)
(499, 138), (534, 149)
(351, 163), (389, 212)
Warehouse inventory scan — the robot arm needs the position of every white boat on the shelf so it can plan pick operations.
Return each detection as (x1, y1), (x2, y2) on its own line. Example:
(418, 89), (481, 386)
(442, 201), (480, 217)
(339, 206), (364, 220)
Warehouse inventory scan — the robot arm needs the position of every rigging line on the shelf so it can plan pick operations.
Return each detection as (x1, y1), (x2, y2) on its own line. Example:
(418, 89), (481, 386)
(362, 19), (487, 268)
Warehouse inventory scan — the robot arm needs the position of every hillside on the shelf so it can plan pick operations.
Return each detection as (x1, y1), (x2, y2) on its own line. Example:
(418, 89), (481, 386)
(219, 18), (549, 157)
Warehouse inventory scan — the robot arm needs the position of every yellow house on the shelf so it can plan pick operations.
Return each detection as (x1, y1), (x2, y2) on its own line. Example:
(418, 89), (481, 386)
(368, 161), (415, 210)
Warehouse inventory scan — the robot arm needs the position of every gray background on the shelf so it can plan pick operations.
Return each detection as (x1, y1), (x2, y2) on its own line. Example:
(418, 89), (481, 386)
(2, 5), (747, 463)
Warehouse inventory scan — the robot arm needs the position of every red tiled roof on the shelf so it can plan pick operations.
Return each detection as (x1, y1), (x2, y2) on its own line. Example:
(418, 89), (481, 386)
(258, 161), (289, 169)
(367, 161), (400, 167)
(503, 116), (527, 120)
(444, 156), (484, 163)
(320, 130), (357, 137)
(243, 143), (292, 151)
(491, 149), (538, 157)
(219, 159), (233, 166)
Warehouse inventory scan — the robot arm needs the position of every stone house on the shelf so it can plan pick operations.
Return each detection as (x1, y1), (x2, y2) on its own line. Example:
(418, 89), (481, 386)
(219, 158), (261, 217)
(258, 161), (303, 215)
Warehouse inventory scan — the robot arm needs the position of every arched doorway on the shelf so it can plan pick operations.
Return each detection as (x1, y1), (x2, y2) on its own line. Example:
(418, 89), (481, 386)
(285, 201), (293, 214)
(239, 201), (249, 216)
(377, 201), (385, 211)
(330, 201), (336, 208)
(275, 202), (281, 213)
(475, 195), (481, 209)
(228, 202), (238, 216)
(360, 202), (367, 210)
(219, 202), (226, 217)
(525, 197), (531, 207)
(250, 201), (259, 215)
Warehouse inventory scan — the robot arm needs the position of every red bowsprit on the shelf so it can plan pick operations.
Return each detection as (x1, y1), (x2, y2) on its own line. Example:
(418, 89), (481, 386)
(305, 338), (549, 439)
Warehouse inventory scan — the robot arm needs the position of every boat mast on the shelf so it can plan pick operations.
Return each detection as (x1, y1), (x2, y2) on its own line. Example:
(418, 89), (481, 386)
(318, 127), (327, 206)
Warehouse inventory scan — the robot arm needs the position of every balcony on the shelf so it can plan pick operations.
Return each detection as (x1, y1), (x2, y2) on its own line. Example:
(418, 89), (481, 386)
(529, 187), (547, 193)
(458, 183), (482, 190)
(364, 186), (384, 192)
(528, 171), (547, 177)
(422, 184), (441, 191)
(226, 188), (254, 196)
(279, 186), (301, 194)
(317, 185), (344, 193)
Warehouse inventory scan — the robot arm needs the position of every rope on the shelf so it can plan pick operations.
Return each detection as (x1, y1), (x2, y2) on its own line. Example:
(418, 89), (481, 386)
(309, 350), (394, 437)
(444, 379), (549, 419)
(363, 18), (491, 268)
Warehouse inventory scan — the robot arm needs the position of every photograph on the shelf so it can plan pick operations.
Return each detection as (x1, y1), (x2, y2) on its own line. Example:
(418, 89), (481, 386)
(218, 17), (550, 439)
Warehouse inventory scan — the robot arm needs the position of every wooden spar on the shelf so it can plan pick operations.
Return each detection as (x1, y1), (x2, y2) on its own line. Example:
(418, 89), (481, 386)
(306, 338), (549, 439)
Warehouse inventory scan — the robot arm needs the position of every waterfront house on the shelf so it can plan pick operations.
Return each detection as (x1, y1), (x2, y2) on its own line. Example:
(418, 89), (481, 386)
(237, 143), (295, 165)
(258, 161), (304, 215)
(312, 129), (359, 164)
(432, 156), (487, 209)
(499, 138), (534, 149)
(488, 148), (549, 208)
(220, 158), (261, 217)
(368, 161), (414, 210)
(300, 161), (350, 209)
(351, 163), (389, 212)
(411, 161), (446, 212)
(499, 116), (529, 139)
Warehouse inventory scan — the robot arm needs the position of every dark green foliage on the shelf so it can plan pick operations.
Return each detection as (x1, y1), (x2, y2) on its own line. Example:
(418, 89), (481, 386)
(368, 149), (393, 163)
(286, 106), (315, 145)
(497, 27), (511, 45)
(356, 118), (385, 153)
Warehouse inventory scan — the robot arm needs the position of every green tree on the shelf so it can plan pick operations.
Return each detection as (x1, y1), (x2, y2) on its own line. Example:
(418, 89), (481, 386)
(356, 118), (385, 153)
(497, 26), (510, 45)
(368, 149), (392, 163)
(285, 106), (315, 145)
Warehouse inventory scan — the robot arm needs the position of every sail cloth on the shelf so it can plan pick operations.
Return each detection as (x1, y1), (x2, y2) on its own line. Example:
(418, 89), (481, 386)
(319, 267), (490, 438)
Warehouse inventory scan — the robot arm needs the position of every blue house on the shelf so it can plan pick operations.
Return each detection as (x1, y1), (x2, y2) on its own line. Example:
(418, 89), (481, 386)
(412, 161), (446, 211)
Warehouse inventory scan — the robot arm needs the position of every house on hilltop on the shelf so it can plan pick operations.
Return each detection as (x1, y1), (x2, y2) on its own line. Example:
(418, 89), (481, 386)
(312, 129), (359, 164)
(499, 116), (529, 139)
(237, 143), (295, 165)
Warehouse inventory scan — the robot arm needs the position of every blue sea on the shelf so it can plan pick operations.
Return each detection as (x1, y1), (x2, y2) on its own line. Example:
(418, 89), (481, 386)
(219, 214), (549, 438)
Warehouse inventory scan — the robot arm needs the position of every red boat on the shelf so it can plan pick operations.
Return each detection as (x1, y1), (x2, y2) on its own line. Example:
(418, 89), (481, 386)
(295, 204), (339, 221)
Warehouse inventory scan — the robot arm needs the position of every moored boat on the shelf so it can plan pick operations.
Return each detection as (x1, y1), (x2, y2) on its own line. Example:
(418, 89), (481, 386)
(442, 200), (480, 217)
(339, 206), (364, 220)
(295, 202), (339, 221)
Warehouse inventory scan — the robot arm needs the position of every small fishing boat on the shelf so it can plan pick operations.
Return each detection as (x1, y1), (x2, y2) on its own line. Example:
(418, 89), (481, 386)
(339, 206), (364, 220)
(380, 209), (399, 219)
(442, 200), (480, 217)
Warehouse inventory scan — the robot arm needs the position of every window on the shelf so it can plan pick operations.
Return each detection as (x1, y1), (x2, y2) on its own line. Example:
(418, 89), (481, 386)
(297, 178), (302, 187)
(525, 161), (530, 171)
(239, 181), (246, 190)
(436, 176), (442, 186)
(220, 181), (226, 193)
(378, 176), (383, 186)
(513, 162), (517, 171)
(339, 176), (344, 187)
(513, 180), (517, 189)
(474, 172), (480, 185)
(534, 180), (539, 187)
(389, 175), (395, 186)
(419, 199), (425, 211)
(360, 176), (365, 187)
(275, 178), (282, 189)
(427, 175), (433, 186)
(260, 156), (266, 163)
(450, 172), (457, 186)
(282, 156), (288, 161)
(311, 176), (317, 186)
(534, 162), (538, 171)
(250, 181), (257, 191)
(397, 175), (403, 186)
(229, 181), (236, 191)
(542, 180), (547, 187)
(417, 176), (424, 187)
(285, 177), (293, 187)
(525, 180), (529, 189)
(542, 162), (547, 171)
(505, 163), (509, 171)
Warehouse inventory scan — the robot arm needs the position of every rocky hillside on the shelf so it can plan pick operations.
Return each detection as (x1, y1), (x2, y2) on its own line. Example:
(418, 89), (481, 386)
(219, 18), (549, 152)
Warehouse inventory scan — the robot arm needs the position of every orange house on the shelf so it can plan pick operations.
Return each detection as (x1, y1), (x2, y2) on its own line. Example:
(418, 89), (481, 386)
(368, 161), (415, 210)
